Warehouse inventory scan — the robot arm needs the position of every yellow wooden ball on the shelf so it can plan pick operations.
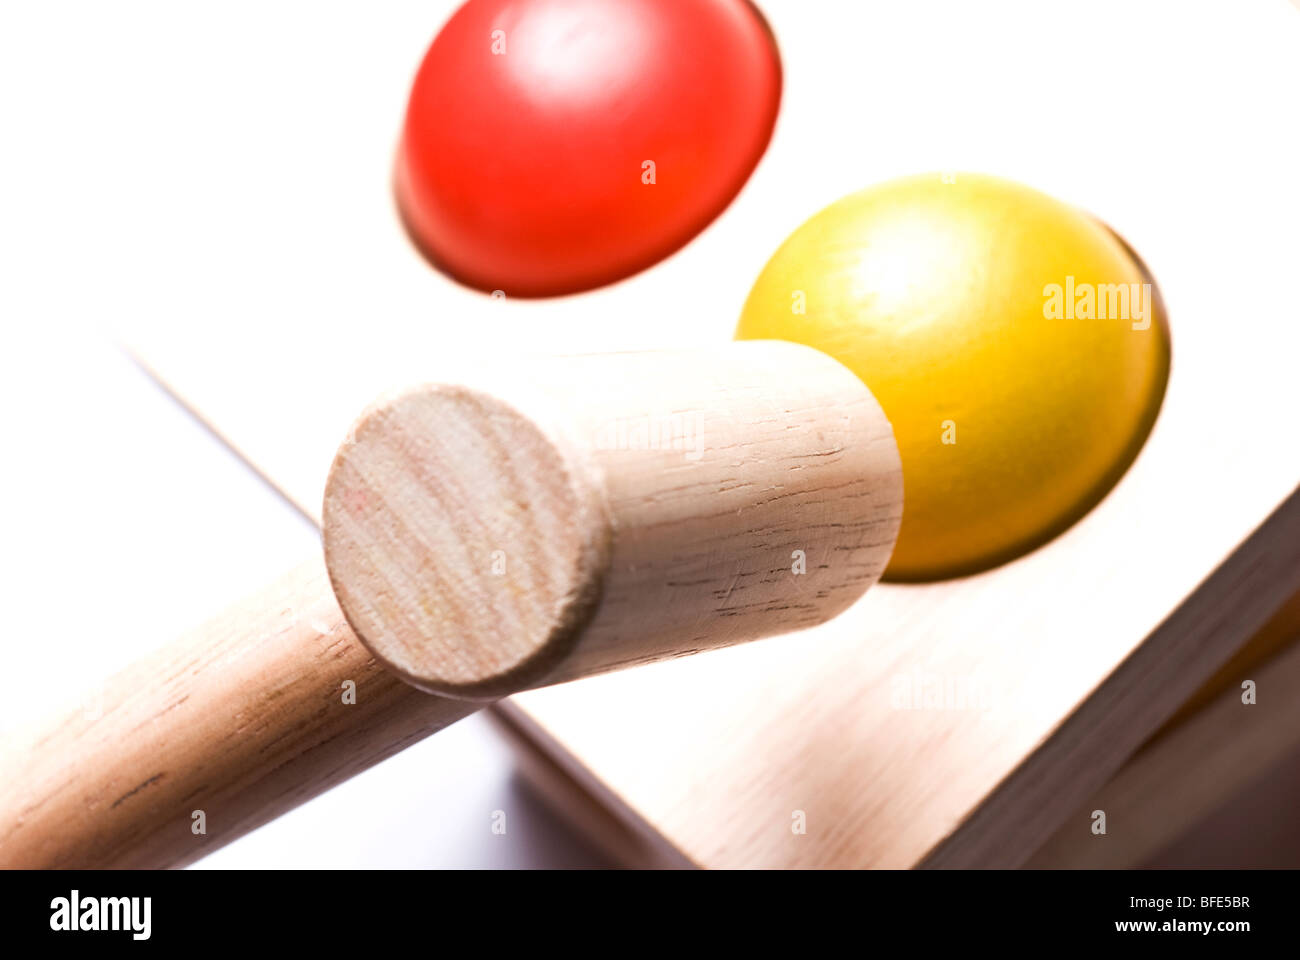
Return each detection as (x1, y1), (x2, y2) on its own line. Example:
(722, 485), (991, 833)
(736, 173), (1170, 581)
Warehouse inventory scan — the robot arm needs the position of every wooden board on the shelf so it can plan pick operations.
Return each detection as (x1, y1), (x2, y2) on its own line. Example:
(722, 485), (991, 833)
(1029, 586), (1300, 869)
(62, 0), (1300, 865)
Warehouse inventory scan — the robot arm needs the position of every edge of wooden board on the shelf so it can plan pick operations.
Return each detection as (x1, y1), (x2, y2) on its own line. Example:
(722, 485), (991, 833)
(922, 484), (1300, 867)
(501, 485), (1300, 869)
(488, 702), (695, 869)
(1029, 583), (1300, 868)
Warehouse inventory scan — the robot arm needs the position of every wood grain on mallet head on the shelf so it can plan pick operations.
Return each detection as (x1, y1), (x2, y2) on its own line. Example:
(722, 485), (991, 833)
(323, 341), (904, 700)
(323, 384), (610, 700)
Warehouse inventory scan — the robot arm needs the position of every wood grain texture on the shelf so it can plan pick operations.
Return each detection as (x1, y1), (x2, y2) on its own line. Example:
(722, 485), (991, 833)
(504, 486), (1300, 869)
(324, 343), (902, 699)
(920, 487), (1300, 867)
(106, 2), (1300, 868)
(1155, 583), (1300, 737)
(1028, 585), (1300, 869)
(1030, 639), (1300, 869)
(323, 383), (611, 700)
(0, 344), (900, 868)
(0, 557), (476, 869)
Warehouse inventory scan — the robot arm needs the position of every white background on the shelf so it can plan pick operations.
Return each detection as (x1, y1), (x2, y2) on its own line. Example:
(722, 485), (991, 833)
(2, 0), (1298, 867)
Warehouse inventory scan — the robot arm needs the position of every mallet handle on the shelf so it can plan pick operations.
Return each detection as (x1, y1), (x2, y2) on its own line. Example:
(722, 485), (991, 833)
(0, 343), (902, 868)
(0, 557), (471, 869)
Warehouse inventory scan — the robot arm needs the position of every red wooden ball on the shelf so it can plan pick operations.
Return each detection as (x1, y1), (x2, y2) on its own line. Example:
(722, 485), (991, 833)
(396, 0), (782, 297)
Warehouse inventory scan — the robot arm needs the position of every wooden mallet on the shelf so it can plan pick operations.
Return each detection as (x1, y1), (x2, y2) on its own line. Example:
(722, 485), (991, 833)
(0, 341), (901, 868)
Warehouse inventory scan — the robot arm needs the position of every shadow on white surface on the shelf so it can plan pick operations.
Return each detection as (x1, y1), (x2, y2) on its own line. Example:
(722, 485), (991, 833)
(190, 713), (617, 870)
(0, 324), (610, 868)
